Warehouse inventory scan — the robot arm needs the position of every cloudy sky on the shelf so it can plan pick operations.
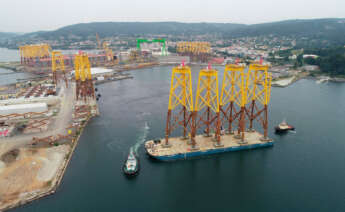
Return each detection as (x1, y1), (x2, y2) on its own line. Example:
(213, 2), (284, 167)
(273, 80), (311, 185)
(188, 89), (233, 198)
(1, 0), (344, 32)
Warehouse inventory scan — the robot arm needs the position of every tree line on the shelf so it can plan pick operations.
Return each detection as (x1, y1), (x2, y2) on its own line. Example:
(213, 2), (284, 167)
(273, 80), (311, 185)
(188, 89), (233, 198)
(303, 47), (345, 76)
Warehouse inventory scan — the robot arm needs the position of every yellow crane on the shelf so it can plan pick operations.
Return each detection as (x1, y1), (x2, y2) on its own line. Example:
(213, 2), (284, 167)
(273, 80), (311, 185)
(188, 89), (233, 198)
(95, 33), (115, 64)
(19, 44), (51, 66)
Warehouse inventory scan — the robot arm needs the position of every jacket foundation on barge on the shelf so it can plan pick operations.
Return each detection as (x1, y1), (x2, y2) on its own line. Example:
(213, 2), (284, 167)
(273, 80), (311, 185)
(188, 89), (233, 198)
(145, 62), (273, 161)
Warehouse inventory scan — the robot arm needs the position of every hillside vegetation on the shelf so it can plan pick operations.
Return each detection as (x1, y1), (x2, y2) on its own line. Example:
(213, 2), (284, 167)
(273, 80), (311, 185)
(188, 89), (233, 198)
(2, 19), (345, 49)
(304, 47), (345, 76)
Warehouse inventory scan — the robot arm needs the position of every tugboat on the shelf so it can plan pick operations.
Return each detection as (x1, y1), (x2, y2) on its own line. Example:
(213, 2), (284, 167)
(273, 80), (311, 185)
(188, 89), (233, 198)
(275, 120), (295, 133)
(123, 149), (139, 176)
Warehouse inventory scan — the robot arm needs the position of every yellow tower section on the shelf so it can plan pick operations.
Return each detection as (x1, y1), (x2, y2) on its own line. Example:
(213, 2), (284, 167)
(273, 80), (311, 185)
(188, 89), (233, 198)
(194, 66), (222, 146)
(85, 55), (92, 81)
(219, 64), (246, 135)
(79, 56), (87, 82)
(51, 51), (67, 86)
(74, 53), (94, 101)
(74, 54), (82, 99)
(165, 64), (194, 147)
(74, 55), (81, 81)
(246, 63), (272, 140)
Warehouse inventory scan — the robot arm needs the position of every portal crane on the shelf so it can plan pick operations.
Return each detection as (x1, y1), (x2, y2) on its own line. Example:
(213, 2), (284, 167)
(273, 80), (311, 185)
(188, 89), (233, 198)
(95, 33), (115, 65)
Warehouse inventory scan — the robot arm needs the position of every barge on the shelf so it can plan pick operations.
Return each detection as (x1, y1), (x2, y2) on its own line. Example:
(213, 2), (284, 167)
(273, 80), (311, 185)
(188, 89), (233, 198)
(145, 131), (273, 161)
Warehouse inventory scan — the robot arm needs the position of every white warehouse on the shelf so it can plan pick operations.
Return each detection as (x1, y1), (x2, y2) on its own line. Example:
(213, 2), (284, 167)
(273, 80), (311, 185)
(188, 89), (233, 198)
(0, 103), (48, 116)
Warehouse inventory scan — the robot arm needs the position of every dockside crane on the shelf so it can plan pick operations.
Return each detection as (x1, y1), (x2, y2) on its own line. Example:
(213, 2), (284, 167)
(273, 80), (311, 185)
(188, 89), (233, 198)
(95, 33), (115, 65)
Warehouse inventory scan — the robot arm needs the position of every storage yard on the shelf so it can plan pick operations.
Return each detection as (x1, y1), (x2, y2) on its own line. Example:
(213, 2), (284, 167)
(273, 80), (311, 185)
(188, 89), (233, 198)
(0, 45), (102, 210)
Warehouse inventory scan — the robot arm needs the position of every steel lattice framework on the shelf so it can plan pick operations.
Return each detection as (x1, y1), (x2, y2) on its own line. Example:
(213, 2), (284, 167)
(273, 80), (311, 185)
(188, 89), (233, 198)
(74, 53), (95, 101)
(164, 63), (273, 149)
(19, 44), (51, 66)
(176, 42), (211, 62)
(219, 64), (246, 138)
(194, 66), (222, 146)
(165, 64), (194, 147)
(246, 64), (272, 140)
(51, 51), (68, 87)
(96, 33), (115, 65)
(137, 38), (167, 56)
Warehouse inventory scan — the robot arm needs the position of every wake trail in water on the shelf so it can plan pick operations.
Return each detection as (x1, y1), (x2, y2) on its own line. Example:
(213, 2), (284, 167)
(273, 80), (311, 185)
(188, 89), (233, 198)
(130, 122), (150, 155)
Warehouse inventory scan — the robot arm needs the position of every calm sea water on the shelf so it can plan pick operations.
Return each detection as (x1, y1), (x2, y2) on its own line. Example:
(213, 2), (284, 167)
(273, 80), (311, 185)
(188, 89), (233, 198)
(7, 64), (345, 211)
(0, 48), (19, 62)
(0, 48), (32, 85)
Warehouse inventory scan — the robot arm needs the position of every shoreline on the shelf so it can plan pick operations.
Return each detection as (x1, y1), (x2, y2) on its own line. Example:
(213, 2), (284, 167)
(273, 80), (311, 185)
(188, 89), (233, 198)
(0, 110), (97, 211)
(271, 71), (324, 87)
(0, 62), (24, 73)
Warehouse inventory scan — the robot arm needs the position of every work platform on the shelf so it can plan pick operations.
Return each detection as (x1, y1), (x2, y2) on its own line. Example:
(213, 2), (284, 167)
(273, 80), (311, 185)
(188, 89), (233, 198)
(145, 131), (273, 161)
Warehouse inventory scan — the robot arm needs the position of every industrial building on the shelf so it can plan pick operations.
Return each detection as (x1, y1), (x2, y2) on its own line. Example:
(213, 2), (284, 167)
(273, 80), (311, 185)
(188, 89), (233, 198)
(0, 103), (48, 116)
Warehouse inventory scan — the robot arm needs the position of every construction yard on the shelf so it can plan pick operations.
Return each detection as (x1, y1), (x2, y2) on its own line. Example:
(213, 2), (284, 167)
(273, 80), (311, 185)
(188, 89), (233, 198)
(0, 80), (99, 211)
(0, 40), (188, 210)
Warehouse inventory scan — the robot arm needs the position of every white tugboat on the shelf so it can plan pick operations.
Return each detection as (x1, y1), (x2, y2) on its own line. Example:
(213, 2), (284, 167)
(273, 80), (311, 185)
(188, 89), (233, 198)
(123, 149), (139, 176)
(275, 119), (295, 133)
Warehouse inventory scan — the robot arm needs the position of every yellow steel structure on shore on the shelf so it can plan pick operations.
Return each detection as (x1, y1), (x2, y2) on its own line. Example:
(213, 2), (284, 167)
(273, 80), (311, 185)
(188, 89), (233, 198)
(176, 42), (211, 54)
(74, 53), (94, 101)
(51, 51), (67, 87)
(176, 42), (211, 62)
(74, 54), (92, 82)
(246, 64), (272, 139)
(19, 44), (51, 65)
(219, 64), (246, 138)
(165, 64), (194, 146)
(194, 66), (221, 146)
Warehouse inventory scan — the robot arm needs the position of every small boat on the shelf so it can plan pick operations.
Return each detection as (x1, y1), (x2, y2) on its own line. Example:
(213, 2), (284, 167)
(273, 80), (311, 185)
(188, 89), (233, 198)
(275, 120), (295, 133)
(123, 149), (139, 176)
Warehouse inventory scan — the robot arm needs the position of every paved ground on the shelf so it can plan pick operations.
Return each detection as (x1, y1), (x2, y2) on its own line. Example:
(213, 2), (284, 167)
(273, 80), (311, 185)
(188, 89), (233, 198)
(0, 82), (75, 156)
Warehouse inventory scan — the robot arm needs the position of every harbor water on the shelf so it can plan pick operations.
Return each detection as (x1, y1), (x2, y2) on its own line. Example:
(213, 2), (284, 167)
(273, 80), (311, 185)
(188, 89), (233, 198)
(0, 48), (32, 86)
(0, 51), (343, 211)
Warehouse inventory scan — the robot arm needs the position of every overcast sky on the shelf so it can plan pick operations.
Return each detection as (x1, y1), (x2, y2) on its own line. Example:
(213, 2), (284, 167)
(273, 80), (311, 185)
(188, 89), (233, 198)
(1, 0), (344, 32)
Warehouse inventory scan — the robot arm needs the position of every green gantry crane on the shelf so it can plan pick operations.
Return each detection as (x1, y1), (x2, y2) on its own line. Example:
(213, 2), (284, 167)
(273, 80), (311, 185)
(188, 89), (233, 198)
(137, 39), (167, 56)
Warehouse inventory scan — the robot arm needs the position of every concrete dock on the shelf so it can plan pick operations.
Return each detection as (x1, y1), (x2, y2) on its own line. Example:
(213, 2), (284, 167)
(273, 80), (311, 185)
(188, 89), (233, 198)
(145, 131), (273, 161)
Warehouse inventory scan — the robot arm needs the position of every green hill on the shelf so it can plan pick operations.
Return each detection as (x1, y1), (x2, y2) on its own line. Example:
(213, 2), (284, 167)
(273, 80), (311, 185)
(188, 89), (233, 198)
(3, 18), (345, 48)
(28, 22), (245, 38)
(0, 32), (17, 40)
